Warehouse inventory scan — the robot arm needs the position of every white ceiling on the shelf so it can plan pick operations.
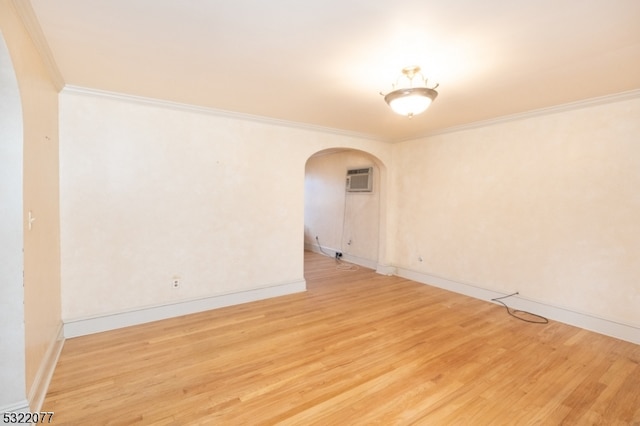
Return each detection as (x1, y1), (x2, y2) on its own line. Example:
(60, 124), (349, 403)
(29, 0), (640, 142)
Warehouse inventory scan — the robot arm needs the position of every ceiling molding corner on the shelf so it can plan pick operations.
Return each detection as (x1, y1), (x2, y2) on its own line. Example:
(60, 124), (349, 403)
(12, 0), (65, 91)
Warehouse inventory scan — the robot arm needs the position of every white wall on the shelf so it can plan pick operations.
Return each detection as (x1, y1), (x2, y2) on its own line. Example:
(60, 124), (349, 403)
(392, 95), (640, 330)
(0, 29), (26, 412)
(59, 89), (393, 326)
(60, 88), (639, 342)
(304, 150), (382, 267)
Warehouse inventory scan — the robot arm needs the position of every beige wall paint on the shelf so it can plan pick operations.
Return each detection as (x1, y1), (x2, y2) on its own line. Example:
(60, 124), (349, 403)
(393, 96), (640, 327)
(61, 88), (639, 334)
(305, 150), (383, 265)
(0, 28), (26, 410)
(59, 91), (392, 320)
(0, 0), (61, 406)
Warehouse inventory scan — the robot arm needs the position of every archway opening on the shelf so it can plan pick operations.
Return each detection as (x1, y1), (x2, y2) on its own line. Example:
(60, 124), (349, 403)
(303, 148), (387, 274)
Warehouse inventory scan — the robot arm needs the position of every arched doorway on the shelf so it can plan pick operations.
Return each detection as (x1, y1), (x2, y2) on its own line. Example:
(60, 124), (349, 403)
(0, 32), (27, 410)
(303, 148), (388, 272)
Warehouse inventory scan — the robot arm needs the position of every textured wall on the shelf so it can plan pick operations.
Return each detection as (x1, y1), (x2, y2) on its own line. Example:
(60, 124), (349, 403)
(59, 91), (392, 320)
(392, 96), (640, 326)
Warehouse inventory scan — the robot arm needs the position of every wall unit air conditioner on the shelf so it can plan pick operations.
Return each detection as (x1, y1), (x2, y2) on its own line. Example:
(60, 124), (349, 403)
(346, 167), (373, 192)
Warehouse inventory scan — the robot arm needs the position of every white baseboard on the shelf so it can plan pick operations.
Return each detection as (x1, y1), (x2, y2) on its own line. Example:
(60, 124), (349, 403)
(0, 399), (30, 414)
(305, 243), (380, 271)
(375, 263), (396, 276)
(396, 267), (640, 345)
(342, 253), (378, 270)
(305, 242), (337, 258)
(27, 323), (65, 412)
(63, 280), (306, 338)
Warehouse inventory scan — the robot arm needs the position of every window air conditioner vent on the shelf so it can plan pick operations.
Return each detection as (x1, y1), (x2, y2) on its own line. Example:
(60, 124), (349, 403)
(346, 167), (373, 192)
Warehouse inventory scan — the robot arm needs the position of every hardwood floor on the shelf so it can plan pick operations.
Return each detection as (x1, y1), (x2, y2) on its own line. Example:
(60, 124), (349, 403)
(43, 251), (640, 425)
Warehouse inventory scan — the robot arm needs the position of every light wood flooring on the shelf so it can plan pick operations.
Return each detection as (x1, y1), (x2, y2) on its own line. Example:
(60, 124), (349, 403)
(43, 251), (640, 425)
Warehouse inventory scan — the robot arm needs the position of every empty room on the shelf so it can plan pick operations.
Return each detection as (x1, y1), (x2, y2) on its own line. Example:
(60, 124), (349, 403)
(1, 0), (639, 424)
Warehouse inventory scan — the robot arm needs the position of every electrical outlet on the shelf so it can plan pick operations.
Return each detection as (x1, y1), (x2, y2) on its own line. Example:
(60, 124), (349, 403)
(172, 277), (181, 288)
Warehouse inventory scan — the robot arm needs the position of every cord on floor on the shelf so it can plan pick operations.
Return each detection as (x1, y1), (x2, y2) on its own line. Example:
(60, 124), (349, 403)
(315, 236), (359, 271)
(491, 292), (549, 324)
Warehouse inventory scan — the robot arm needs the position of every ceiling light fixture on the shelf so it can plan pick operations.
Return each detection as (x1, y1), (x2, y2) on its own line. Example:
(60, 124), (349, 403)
(382, 66), (439, 118)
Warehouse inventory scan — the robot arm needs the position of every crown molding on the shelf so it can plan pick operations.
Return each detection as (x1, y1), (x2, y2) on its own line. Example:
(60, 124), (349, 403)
(404, 88), (640, 142)
(12, 0), (64, 91)
(61, 85), (639, 144)
(61, 85), (387, 143)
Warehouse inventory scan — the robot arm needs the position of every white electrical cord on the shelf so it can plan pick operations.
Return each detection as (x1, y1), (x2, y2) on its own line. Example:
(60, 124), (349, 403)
(315, 236), (359, 271)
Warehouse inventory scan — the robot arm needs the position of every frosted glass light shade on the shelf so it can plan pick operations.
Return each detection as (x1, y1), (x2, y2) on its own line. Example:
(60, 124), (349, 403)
(385, 87), (438, 117)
